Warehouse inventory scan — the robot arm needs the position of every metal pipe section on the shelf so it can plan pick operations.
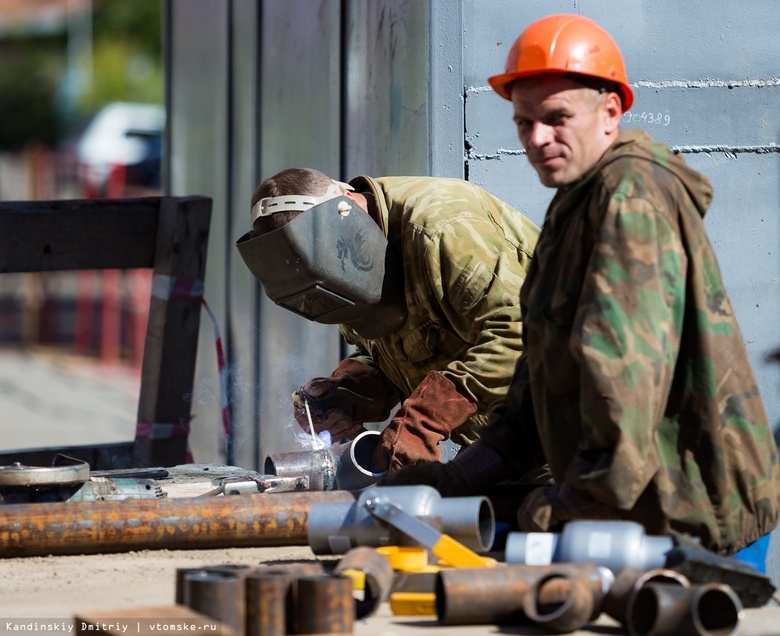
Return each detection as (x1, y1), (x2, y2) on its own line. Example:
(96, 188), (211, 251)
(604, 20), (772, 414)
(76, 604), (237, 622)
(295, 574), (355, 634)
(246, 570), (292, 636)
(434, 563), (608, 626)
(264, 429), (387, 491)
(627, 582), (743, 636)
(334, 546), (394, 619)
(253, 563), (326, 634)
(182, 571), (246, 636)
(307, 485), (494, 555)
(602, 567), (690, 625)
(521, 569), (594, 633)
(0, 490), (355, 557)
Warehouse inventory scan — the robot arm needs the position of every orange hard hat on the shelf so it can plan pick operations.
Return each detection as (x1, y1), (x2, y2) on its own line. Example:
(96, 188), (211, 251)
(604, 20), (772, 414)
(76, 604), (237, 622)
(488, 14), (634, 112)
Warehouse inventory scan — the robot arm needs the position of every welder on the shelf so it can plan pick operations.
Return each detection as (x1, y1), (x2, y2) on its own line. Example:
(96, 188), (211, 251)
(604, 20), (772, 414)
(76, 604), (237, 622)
(380, 14), (780, 571)
(237, 168), (540, 472)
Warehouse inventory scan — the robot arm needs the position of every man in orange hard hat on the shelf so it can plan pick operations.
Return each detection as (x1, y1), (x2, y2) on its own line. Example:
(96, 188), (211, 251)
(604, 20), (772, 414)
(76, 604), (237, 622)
(381, 14), (780, 570)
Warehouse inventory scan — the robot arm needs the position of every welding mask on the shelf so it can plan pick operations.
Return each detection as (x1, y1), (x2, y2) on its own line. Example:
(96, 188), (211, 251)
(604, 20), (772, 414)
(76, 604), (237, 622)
(236, 188), (406, 339)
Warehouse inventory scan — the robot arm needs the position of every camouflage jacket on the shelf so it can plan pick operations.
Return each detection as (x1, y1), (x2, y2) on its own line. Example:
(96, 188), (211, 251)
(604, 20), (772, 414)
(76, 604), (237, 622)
(481, 130), (780, 554)
(339, 175), (539, 446)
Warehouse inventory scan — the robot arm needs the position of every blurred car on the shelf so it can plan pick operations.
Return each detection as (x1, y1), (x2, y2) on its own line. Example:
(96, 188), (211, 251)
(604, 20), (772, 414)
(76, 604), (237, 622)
(77, 102), (165, 197)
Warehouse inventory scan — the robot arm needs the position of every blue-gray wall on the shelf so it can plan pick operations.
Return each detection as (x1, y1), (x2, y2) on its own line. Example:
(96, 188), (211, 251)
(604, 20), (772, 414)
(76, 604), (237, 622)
(166, 0), (780, 577)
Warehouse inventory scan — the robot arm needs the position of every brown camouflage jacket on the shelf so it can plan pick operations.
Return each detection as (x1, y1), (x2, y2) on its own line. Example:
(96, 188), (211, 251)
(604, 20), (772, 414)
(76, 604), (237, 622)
(339, 175), (540, 445)
(481, 130), (780, 554)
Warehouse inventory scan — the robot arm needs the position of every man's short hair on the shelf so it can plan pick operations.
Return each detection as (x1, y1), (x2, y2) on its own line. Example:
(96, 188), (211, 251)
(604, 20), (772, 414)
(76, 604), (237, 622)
(251, 168), (332, 235)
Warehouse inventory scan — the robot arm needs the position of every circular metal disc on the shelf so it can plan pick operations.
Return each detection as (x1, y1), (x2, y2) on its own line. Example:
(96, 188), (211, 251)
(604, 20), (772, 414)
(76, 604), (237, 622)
(0, 461), (90, 487)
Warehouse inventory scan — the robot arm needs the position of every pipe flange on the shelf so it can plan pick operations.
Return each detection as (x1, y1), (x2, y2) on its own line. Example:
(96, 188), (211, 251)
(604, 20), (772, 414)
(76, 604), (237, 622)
(0, 459), (89, 488)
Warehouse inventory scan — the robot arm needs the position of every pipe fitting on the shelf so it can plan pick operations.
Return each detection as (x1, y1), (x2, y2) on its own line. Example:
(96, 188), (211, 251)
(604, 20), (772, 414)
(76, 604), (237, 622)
(307, 485), (494, 555)
(264, 429), (387, 491)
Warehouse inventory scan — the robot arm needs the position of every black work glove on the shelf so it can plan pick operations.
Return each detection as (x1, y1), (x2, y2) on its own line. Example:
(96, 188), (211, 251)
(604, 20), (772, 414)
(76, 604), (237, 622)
(376, 460), (473, 497)
(517, 483), (620, 532)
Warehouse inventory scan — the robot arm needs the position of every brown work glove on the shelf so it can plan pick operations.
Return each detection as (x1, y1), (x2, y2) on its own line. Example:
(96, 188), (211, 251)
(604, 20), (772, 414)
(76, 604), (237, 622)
(377, 439), (510, 497)
(373, 372), (478, 473)
(517, 483), (620, 532)
(292, 358), (388, 442)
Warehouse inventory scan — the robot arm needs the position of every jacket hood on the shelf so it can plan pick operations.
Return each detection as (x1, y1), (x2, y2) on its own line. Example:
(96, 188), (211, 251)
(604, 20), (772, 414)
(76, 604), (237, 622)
(601, 130), (714, 219)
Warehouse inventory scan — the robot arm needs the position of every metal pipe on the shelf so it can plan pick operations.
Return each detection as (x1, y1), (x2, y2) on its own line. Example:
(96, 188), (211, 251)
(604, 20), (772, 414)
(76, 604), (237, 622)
(264, 429), (387, 491)
(521, 569), (594, 633)
(434, 563), (611, 626)
(253, 563), (326, 634)
(307, 485), (494, 555)
(602, 567), (690, 625)
(627, 582), (743, 636)
(245, 570), (292, 636)
(0, 490), (355, 557)
(334, 546), (394, 619)
(295, 574), (355, 634)
(182, 571), (246, 636)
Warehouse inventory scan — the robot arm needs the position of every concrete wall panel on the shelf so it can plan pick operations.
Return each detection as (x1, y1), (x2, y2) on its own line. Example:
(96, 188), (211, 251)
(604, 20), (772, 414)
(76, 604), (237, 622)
(256, 0), (344, 461)
(344, 0), (429, 178)
(168, 0), (229, 464)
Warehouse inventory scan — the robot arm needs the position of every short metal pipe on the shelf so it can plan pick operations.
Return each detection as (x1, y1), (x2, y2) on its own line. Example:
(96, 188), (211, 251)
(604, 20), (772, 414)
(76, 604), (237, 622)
(435, 563), (610, 626)
(307, 485), (494, 555)
(182, 571), (246, 636)
(295, 574), (355, 634)
(627, 582), (743, 636)
(265, 430), (387, 491)
(521, 569), (594, 633)
(0, 490), (355, 557)
(435, 565), (535, 625)
(334, 546), (394, 619)
(602, 567), (690, 625)
(253, 563), (327, 634)
(246, 570), (292, 636)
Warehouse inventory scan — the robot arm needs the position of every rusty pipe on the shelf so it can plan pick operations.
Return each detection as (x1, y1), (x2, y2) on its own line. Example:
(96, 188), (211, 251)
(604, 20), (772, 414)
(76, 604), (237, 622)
(627, 582), (743, 636)
(435, 563), (610, 626)
(602, 567), (690, 625)
(182, 571), (246, 636)
(334, 546), (394, 620)
(522, 569), (594, 633)
(0, 490), (355, 557)
(246, 570), (292, 636)
(295, 574), (355, 635)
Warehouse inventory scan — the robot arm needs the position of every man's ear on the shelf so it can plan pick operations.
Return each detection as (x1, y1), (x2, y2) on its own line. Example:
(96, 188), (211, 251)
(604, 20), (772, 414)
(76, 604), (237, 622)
(604, 92), (623, 134)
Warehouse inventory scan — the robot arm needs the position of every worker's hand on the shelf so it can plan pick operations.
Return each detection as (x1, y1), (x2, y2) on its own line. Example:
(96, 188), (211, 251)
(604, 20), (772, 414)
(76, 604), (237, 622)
(376, 460), (473, 497)
(517, 483), (620, 532)
(372, 372), (477, 473)
(292, 358), (388, 443)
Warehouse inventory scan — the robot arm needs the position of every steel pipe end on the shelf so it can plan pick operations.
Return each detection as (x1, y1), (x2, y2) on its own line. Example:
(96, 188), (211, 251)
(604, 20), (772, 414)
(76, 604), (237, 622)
(331, 429), (388, 490)
(628, 582), (743, 636)
(522, 569), (594, 633)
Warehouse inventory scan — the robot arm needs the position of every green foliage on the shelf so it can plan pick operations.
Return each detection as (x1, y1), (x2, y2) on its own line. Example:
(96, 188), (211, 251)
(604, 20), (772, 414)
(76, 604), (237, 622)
(0, 0), (163, 150)
(0, 40), (65, 149)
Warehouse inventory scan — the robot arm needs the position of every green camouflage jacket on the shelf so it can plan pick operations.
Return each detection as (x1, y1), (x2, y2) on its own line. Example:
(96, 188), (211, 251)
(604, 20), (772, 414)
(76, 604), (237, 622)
(339, 175), (539, 446)
(481, 130), (780, 554)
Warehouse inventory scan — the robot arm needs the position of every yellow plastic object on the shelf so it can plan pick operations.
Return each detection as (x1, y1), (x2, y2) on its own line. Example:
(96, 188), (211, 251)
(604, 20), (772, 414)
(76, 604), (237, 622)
(431, 534), (496, 569)
(339, 567), (366, 590)
(389, 592), (436, 616)
(375, 546), (428, 571)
